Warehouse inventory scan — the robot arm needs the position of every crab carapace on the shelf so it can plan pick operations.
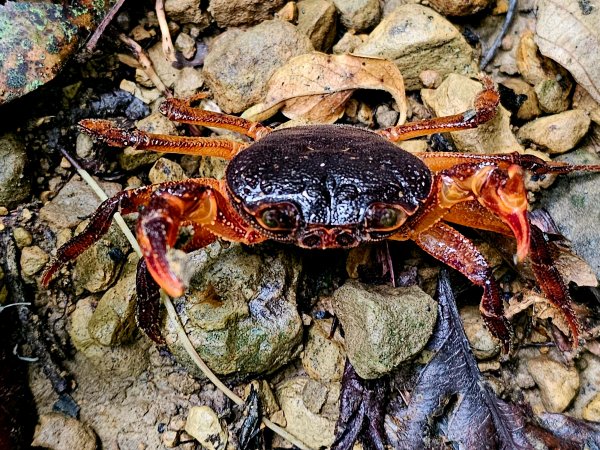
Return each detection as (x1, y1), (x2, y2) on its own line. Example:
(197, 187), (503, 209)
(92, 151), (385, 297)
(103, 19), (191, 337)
(42, 78), (600, 352)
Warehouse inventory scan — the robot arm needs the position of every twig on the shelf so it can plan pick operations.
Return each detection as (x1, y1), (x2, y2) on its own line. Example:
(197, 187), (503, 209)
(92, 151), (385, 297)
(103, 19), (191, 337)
(118, 33), (172, 97)
(480, 0), (518, 69)
(85, 0), (127, 52)
(69, 153), (314, 450)
(155, 0), (177, 63)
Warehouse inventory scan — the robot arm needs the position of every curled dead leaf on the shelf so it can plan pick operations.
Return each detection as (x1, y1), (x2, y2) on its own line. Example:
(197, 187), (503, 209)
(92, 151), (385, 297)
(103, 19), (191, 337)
(243, 52), (408, 124)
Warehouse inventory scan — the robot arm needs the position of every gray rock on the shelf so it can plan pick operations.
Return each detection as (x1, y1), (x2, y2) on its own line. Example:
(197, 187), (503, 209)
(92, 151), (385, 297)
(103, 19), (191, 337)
(203, 20), (313, 113)
(297, 0), (337, 51)
(526, 356), (580, 413)
(208, 0), (285, 27)
(355, 4), (477, 90)
(302, 322), (346, 382)
(332, 0), (380, 32)
(539, 149), (600, 278)
(163, 243), (303, 377)
(0, 133), (30, 209)
(20, 245), (49, 278)
(165, 0), (211, 27)
(40, 176), (122, 229)
(428, 0), (491, 16)
(332, 31), (364, 54)
(333, 280), (437, 379)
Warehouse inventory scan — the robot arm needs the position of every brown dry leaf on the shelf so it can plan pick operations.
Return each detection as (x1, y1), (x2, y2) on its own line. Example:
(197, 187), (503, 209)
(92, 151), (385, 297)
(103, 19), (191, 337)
(553, 247), (598, 288)
(506, 291), (571, 338)
(535, 0), (600, 103)
(243, 52), (407, 124)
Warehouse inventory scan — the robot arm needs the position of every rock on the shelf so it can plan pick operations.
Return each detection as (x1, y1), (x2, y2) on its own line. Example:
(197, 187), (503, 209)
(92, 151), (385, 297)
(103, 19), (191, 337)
(163, 243), (303, 376)
(460, 305), (499, 360)
(40, 176), (122, 229)
(69, 297), (150, 376)
(174, 67), (205, 99)
(162, 430), (179, 448)
(535, 79), (571, 114)
(428, 0), (491, 16)
(297, 0), (337, 51)
(276, 2), (298, 21)
(332, 31), (364, 54)
(517, 110), (591, 154)
(185, 406), (227, 450)
(332, 280), (437, 379)
(573, 85), (600, 125)
(421, 74), (523, 154)
(119, 79), (161, 105)
(500, 78), (541, 120)
(526, 356), (579, 413)
(148, 158), (186, 184)
(20, 246), (49, 278)
(174, 32), (196, 60)
(0, 133), (30, 209)
(302, 321), (346, 382)
(244, 380), (280, 416)
(539, 149), (600, 278)
(276, 377), (338, 449)
(375, 103), (400, 128)
(72, 222), (131, 294)
(583, 393), (600, 421)
(87, 254), (139, 347)
(76, 132), (95, 160)
(208, 0), (285, 27)
(332, 0), (380, 32)
(355, 5), (478, 90)
(32, 413), (97, 450)
(165, 0), (211, 26)
(203, 20), (313, 113)
(12, 226), (32, 248)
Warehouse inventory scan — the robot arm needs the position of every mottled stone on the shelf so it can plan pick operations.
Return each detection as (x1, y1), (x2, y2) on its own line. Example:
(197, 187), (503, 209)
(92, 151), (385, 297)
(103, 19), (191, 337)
(32, 413), (97, 450)
(20, 246), (49, 278)
(208, 0), (285, 27)
(297, 0), (337, 51)
(517, 110), (590, 154)
(0, 133), (30, 209)
(302, 322), (346, 382)
(148, 158), (186, 184)
(460, 305), (499, 360)
(332, 0), (380, 32)
(185, 406), (227, 450)
(527, 356), (580, 413)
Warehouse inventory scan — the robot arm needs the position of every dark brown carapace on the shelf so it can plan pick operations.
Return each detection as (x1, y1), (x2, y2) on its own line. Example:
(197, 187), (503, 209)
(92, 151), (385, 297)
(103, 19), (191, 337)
(42, 77), (600, 352)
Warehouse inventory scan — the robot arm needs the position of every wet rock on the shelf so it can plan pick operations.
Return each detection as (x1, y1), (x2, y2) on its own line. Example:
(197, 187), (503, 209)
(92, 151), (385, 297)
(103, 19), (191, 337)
(148, 158), (186, 184)
(460, 305), (499, 360)
(275, 377), (338, 449)
(332, 280), (437, 379)
(583, 393), (600, 421)
(20, 245), (49, 278)
(517, 110), (590, 154)
(40, 177), (122, 229)
(165, 0), (211, 26)
(355, 4), (477, 90)
(302, 321), (346, 382)
(32, 413), (97, 450)
(12, 226), (32, 248)
(87, 254), (138, 347)
(332, 0), (380, 32)
(297, 0), (337, 51)
(332, 31), (364, 54)
(69, 297), (150, 376)
(421, 74), (523, 154)
(72, 222), (131, 294)
(185, 406), (227, 450)
(501, 78), (541, 120)
(539, 149), (600, 278)
(0, 133), (30, 209)
(163, 243), (303, 377)
(208, 0), (285, 27)
(203, 20), (313, 113)
(428, 0), (491, 16)
(526, 356), (579, 413)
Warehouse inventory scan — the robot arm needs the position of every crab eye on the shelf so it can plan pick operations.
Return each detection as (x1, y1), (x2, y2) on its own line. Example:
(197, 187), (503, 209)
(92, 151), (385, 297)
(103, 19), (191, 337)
(365, 203), (407, 232)
(257, 203), (300, 231)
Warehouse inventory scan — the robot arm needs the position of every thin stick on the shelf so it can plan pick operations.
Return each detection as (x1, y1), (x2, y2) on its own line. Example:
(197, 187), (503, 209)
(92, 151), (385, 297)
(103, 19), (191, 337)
(155, 0), (177, 63)
(72, 154), (314, 450)
(85, 0), (127, 52)
(480, 0), (517, 69)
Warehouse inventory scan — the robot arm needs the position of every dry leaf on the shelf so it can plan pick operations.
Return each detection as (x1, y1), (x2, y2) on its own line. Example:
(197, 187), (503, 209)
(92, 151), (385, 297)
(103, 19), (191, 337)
(243, 52), (408, 124)
(535, 0), (600, 103)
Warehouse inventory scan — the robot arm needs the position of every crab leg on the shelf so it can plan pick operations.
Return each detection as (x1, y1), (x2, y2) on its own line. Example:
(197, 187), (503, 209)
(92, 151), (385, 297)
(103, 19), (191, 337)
(413, 222), (512, 352)
(79, 119), (246, 159)
(159, 98), (272, 140)
(376, 76), (499, 142)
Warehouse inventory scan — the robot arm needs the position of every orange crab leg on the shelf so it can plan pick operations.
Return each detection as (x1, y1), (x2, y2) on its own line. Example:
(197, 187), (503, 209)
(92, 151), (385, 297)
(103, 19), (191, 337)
(377, 76), (499, 142)
(79, 119), (246, 159)
(443, 201), (513, 236)
(413, 222), (512, 352)
(159, 98), (272, 140)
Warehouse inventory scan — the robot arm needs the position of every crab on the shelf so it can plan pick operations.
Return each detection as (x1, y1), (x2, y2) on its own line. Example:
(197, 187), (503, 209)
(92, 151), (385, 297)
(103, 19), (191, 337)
(42, 78), (600, 352)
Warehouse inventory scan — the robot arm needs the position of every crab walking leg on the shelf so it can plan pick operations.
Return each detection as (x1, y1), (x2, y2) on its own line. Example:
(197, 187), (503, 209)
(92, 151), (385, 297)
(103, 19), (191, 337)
(529, 225), (581, 347)
(413, 222), (512, 352)
(136, 179), (265, 297)
(136, 258), (164, 345)
(159, 98), (272, 140)
(376, 76), (499, 142)
(79, 119), (247, 158)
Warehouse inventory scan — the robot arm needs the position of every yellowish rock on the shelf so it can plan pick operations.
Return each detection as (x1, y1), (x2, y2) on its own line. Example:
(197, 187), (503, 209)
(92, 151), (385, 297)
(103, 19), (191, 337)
(526, 356), (580, 413)
(583, 393), (600, 421)
(517, 110), (591, 154)
(185, 406), (228, 450)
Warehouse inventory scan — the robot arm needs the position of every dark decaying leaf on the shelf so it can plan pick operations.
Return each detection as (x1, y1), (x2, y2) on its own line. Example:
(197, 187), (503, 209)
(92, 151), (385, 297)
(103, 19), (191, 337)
(383, 269), (600, 449)
(332, 360), (388, 450)
(0, 1), (116, 104)
(238, 384), (262, 450)
(135, 259), (166, 346)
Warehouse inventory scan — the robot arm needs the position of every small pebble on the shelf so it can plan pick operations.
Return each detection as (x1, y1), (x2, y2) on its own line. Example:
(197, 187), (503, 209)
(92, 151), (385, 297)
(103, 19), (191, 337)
(32, 413), (97, 450)
(332, 0), (380, 32)
(527, 356), (580, 413)
(185, 406), (228, 450)
(517, 110), (591, 154)
(20, 246), (49, 277)
(13, 227), (32, 248)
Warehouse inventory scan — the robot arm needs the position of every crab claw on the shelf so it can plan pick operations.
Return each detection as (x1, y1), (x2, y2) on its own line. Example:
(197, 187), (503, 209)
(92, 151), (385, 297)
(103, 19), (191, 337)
(479, 164), (530, 261)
